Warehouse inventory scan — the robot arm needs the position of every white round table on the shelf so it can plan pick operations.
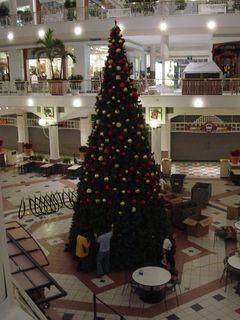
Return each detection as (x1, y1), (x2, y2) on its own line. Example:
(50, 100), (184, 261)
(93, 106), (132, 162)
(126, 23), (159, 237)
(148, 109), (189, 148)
(132, 266), (171, 287)
(228, 255), (240, 269)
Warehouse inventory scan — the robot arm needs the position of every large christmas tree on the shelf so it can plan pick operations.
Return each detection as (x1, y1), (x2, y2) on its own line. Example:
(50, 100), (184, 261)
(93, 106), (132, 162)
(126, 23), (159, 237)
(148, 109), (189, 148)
(68, 22), (170, 270)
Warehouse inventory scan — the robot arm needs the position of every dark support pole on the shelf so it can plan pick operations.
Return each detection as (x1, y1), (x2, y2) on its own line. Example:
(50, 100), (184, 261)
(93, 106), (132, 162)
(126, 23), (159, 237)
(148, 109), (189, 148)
(93, 293), (97, 320)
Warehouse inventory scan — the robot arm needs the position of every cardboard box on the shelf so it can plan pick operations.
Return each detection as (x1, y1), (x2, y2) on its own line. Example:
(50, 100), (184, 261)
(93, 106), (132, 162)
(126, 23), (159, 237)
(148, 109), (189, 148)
(184, 214), (211, 237)
(227, 205), (240, 220)
(163, 193), (182, 205)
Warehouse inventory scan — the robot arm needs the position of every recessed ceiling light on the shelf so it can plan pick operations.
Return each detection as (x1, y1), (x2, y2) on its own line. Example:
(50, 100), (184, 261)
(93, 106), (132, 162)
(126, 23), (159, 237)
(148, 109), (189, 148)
(194, 98), (204, 108)
(38, 29), (45, 38)
(38, 118), (46, 126)
(207, 20), (216, 30)
(74, 26), (82, 35)
(73, 98), (81, 107)
(6, 107), (8, 109)
(27, 98), (34, 107)
(7, 32), (14, 40)
(159, 21), (167, 31)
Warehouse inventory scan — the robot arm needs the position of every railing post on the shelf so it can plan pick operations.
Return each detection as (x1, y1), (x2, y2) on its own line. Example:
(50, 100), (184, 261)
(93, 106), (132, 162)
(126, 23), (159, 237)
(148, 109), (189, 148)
(93, 293), (97, 320)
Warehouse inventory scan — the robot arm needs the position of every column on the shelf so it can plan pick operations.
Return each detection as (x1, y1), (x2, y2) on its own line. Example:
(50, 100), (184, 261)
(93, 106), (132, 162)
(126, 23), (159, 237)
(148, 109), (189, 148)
(72, 43), (90, 92)
(76, 0), (89, 20)
(80, 116), (92, 145)
(140, 51), (146, 76)
(160, 35), (169, 86)
(30, 0), (37, 24)
(49, 125), (60, 162)
(9, 0), (17, 26)
(161, 119), (171, 158)
(8, 49), (24, 82)
(151, 127), (161, 164)
(150, 45), (156, 79)
(17, 113), (29, 153)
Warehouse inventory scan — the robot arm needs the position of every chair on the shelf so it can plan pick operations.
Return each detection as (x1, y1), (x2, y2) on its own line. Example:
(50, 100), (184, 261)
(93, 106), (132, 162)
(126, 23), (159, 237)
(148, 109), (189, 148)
(129, 279), (145, 312)
(163, 279), (180, 312)
(220, 254), (240, 291)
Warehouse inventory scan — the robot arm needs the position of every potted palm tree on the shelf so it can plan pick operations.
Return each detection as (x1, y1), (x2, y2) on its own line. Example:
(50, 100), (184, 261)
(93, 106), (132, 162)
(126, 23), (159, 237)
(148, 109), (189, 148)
(32, 28), (76, 95)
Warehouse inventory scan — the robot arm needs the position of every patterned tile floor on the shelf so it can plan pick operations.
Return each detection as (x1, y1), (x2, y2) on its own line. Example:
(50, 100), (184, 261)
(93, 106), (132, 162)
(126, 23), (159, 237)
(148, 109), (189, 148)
(172, 162), (220, 178)
(2, 163), (240, 320)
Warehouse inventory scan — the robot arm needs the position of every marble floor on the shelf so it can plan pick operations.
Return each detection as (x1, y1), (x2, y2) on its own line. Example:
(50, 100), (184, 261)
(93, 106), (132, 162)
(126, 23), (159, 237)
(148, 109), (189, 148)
(1, 162), (240, 320)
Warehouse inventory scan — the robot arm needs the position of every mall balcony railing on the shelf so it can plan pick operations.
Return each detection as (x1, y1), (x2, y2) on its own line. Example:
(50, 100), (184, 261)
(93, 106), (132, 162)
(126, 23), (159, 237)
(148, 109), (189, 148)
(0, 0), (239, 28)
(1, 78), (240, 96)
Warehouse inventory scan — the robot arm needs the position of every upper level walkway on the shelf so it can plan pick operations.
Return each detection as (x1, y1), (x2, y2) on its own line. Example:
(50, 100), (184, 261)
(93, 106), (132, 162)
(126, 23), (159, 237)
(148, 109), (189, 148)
(0, 0), (239, 28)
(1, 78), (240, 97)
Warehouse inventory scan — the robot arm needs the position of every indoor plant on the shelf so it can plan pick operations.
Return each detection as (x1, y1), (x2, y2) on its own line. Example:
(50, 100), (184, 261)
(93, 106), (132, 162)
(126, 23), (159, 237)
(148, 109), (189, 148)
(68, 74), (83, 94)
(79, 145), (87, 160)
(32, 28), (76, 95)
(24, 143), (33, 157)
(230, 149), (240, 164)
(64, 0), (76, 21)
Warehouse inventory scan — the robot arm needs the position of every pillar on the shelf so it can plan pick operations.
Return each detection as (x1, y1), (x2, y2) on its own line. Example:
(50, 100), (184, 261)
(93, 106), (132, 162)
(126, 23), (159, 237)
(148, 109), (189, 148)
(17, 113), (29, 153)
(49, 125), (60, 162)
(76, 0), (89, 20)
(161, 119), (171, 158)
(140, 51), (146, 76)
(151, 127), (161, 164)
(150, 45), (156, 79)
(8, 49), (24, 82)
(160, 35), (169, 85)
(9, 0), (17, 26)
(80, 116), (92, 146)
(72, 43), (90, 92)
(30, 0), (37, 24)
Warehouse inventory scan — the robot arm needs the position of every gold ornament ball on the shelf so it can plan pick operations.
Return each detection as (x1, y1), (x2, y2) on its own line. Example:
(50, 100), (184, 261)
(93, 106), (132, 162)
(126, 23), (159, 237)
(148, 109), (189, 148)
(143, 155), (148, 159)
(108, 65), (112, 69)
(102, 110), (106, 114)
(146, 179), (150, 183)
(86, 188), (92, 193)
(123, 87), (128, 92)
(128, 139), (133, 143)
(102, 198), (107, 202)
(126, 119), (130, 122)
(132, 207), (137, 212)
(135, 189), (140, 193)
(137, 131), (141, 135)
(123, 128), (127, 132)
(108, 59), (113, 64)
(116, 75), (121, 80)
(114, 164), (119, 168)
(122, 177), (127, 182)
(116, 66), (121, 70)
(98, 156), (103, 161)
(116, 122), (122, 127)
(112, 96), (115, 100)
(118, 211), (123, 215)
(125, 170), (129, 173)
(116, 48), (121, 52)
(134, 155), (139, 159)
(141, 136), (145, 140)
(99, 147), (103, 151)
(121, 190), (126, 194)
(94, 174), (99, 178)
(120, 201), (125, 206)
(104, 177), (109, 182)
(106, 114), (111, 117)
(115, 110), (120, 114)
(113, 187), (117, 191)
(105, 138), (109, 142)
(95, 199), (100, 203)
(100, 132), (104, 136)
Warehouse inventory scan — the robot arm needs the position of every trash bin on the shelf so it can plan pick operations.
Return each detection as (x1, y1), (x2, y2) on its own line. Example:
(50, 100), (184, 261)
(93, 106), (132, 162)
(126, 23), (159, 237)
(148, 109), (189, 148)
(161, 158), (172, 177)
(170, 174), (186, 193)
(191, 182), (212, 208)
(220, 159), (230, 178)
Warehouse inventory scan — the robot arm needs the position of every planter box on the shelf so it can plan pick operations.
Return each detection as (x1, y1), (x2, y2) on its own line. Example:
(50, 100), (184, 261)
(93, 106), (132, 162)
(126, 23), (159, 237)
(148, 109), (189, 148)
(48, 80), (68, 95)
(184, 214), (211, 237)
(227, 205), (240, 220)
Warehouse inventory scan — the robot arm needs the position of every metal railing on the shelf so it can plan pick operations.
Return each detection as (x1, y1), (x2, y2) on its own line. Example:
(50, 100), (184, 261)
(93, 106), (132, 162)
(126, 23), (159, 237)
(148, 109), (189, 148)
(1, 78), (240, 96)
(0, 0), (239, 27)
(93, 293), (127, 320)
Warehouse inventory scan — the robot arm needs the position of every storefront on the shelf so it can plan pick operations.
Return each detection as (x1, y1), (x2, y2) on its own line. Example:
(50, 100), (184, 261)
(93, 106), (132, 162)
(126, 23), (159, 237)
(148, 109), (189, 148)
(0, 51), (9, 81)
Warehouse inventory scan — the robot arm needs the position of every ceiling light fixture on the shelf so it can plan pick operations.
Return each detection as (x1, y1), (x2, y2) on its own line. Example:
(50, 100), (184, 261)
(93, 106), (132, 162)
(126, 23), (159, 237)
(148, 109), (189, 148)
(193, 98), (204, 108)
(159, 21), (167, 32)
(38, 118), (46, 126)
(7, 32), (14, 40)
(74, 26), (82, 36)
(73, 98), (81, 107)
(27, 98), (34, 107)
(207, 20), (216, 30)
(38, 29), (45, 38)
